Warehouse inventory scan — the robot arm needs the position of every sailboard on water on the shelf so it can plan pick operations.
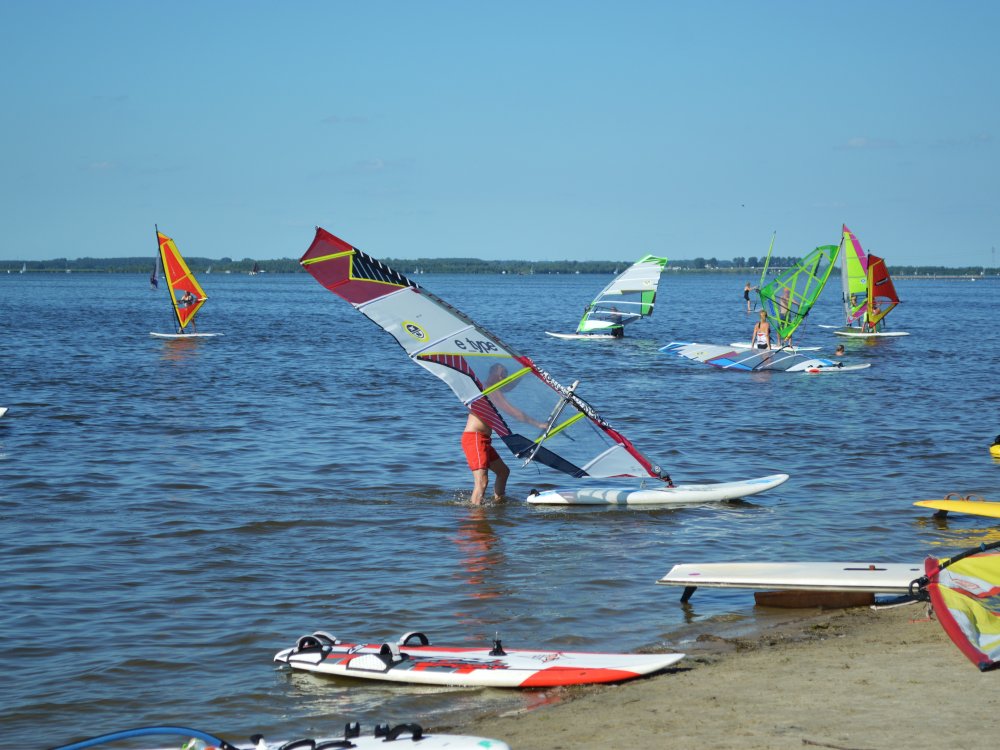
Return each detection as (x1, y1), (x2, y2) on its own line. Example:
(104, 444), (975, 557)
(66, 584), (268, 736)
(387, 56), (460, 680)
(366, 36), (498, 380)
(662, 239), (863, 373)
(834, 225), (908, 338)
(545, 255), (668, 339)
(300, 228), (786, 504)
(149, 227), (221, 339)
(911, 541), (1000, 671)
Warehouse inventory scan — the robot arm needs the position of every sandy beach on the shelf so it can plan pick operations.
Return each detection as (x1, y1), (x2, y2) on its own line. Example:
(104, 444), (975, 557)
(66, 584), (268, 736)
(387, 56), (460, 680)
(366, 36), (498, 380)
(453, 601), (998, 750)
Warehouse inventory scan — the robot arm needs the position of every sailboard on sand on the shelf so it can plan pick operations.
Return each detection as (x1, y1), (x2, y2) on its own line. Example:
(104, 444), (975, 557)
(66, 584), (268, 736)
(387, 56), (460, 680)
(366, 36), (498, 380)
(300, 228), (784, 503)
(275, 630), (684, 687)
(149, 227), (221, 338)
(49, 723), (510, 750)
(546, 255), (668, 339)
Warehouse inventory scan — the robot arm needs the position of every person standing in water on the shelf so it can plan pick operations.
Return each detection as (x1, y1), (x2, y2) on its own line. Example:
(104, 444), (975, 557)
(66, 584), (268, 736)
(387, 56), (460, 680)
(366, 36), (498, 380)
(750, 310), (772, 350)
(744, 282), (753, 312)
(462, 363), (545, 504)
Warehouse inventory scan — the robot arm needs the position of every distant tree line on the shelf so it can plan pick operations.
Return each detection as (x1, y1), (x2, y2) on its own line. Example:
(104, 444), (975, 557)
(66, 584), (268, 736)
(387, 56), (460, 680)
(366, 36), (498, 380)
(1, 256), (996, 277)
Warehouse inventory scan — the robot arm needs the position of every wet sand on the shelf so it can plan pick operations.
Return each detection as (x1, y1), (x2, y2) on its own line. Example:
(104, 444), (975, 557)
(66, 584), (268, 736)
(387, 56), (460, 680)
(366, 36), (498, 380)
(452, 602), (998, 750)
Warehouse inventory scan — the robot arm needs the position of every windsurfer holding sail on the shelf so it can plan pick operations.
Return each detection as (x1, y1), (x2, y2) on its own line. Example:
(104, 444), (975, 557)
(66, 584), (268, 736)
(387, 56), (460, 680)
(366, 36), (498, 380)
(751, 310), (772, 350)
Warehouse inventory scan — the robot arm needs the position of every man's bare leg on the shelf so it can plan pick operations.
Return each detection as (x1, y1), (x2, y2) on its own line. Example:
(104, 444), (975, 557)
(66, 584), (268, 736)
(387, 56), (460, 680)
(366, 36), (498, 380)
(490, 459), (509, 500)
(470, 468), (488, 505)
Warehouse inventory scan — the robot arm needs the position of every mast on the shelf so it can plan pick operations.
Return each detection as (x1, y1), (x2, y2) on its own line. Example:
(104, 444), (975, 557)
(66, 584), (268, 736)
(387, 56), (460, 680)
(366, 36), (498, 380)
(758, 232), (776, 288)
(838, 230), (850, 326)
(155, 225), (185, 332)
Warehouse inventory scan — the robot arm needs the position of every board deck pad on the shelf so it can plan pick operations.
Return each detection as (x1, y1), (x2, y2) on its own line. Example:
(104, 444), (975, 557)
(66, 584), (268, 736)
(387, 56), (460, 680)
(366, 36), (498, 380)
(658, 562), (924, 593)
(526, 473), (789, 505)
(274, 631), (684, 687)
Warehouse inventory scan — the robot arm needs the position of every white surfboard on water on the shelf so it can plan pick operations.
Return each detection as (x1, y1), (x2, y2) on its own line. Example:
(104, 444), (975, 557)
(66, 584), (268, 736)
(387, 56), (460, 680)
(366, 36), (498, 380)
(526, 473), (789, 505)
(832, 328), (910, 338)
(657, 561), (923, 593)
(149, 332), (223, 338)
(728, 342), (822, 352)
(0, 407), (7, 418)
(545, 331), (618, 340)
(275, 631), (684, 687)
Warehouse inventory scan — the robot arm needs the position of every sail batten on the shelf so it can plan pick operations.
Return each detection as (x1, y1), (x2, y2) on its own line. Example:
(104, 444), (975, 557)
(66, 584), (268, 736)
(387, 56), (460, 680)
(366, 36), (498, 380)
(300, 227), (667, 482)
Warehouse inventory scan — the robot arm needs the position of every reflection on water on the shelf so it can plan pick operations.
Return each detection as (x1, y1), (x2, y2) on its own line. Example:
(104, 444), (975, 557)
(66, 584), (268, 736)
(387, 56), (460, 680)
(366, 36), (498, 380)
(453, 507), (505, 602)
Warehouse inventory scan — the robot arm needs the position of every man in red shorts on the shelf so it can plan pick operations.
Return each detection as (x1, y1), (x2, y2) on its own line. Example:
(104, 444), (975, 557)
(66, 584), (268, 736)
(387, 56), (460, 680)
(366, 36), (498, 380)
(462, 411), (509, 505)
(462, 363), (545, 504)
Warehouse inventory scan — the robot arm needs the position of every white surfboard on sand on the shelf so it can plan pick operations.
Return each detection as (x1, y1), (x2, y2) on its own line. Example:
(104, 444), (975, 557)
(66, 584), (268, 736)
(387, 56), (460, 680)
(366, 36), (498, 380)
(275, 631), (684, 687)
(657, 561), (923, 594)
(526, 473), (789, 505)
(56, 724), (509, 750)
(149, 332), (223, 338)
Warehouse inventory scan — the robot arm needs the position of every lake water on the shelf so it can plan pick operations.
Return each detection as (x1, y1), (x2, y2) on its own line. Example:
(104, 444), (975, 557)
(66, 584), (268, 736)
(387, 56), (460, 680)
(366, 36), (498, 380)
(1, 269), (998, 746)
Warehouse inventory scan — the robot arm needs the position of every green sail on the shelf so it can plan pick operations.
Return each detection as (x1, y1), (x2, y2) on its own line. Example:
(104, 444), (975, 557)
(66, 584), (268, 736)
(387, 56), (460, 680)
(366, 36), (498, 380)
(758, 244), (841, 341)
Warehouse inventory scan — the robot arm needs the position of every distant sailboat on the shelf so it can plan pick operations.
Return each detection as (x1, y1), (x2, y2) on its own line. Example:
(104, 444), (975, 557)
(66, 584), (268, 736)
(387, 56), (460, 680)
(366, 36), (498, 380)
(546, 255), (669, 340)
(834, 225), (908, 338)
(249, 261), (261, 276)
(19, 263), (26, 274)
(206, 265), (212, 275)
(149, 226), (221, 339)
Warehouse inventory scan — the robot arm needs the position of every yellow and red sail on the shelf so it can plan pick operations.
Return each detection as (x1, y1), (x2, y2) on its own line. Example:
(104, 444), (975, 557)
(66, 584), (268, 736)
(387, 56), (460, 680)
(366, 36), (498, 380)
(156, 230), (207, 330)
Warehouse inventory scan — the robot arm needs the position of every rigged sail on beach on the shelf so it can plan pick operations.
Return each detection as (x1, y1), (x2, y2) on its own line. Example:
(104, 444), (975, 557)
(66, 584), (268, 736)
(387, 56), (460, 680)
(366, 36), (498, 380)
(570, 255), (668, 336)
(918, 542), (1000, 671)
(758, 244), (840, 342)
(154, 227), (208, 333)
(300, 227), (669, 481)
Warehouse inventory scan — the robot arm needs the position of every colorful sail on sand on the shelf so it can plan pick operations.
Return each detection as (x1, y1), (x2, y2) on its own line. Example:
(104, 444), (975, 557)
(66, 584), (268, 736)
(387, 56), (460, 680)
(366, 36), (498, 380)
(834, 225), (907, 337)
(546, 255), (669, 339)
(913, 542), (1000, 671)
(149, 227), (220, 338)
(299, 227), (669, 483)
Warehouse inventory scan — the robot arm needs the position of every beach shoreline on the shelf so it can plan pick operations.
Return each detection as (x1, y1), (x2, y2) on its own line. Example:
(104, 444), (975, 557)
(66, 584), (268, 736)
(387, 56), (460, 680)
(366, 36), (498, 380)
(448, 601), (997, 750)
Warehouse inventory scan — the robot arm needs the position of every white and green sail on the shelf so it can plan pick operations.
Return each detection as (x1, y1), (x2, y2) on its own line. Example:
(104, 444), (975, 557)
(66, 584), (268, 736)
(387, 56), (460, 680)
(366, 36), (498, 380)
(576, 255), (668, 334)
(758, 243), (841, 342)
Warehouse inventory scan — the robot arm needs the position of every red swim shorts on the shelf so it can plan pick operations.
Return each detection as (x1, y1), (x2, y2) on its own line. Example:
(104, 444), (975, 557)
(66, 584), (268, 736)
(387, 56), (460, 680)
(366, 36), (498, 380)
(462, 431), (500, 471)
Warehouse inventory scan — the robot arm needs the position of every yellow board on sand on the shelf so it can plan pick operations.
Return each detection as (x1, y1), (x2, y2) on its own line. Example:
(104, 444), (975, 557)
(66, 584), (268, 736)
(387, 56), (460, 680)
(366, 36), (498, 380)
(915, 497), (1000, 519)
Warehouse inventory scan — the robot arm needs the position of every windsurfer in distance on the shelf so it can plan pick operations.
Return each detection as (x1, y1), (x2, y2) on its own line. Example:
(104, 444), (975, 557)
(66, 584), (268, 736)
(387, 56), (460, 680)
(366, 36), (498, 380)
(750, 310), (772, 350)
(463, 363), (545, 504)
(744, 282), (753, 312)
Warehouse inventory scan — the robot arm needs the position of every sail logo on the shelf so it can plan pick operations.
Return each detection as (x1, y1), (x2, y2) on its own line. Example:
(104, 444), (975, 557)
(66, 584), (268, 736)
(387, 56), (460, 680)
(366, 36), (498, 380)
(403, 321), (428, 341)
(455, 337), (499, 354)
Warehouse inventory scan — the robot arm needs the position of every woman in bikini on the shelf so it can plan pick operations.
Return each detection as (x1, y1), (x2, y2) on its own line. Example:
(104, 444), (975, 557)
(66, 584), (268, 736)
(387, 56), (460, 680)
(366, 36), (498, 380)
(751, 310), (772, 350)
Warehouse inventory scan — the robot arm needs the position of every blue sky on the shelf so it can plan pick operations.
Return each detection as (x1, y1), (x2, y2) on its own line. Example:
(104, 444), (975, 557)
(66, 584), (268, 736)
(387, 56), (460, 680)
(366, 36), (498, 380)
(1, 1), (996, 266)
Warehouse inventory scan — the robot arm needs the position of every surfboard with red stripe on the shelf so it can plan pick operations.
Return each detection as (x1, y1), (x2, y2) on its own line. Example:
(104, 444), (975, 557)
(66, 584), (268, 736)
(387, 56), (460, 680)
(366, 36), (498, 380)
(274, 631), (684, 687)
